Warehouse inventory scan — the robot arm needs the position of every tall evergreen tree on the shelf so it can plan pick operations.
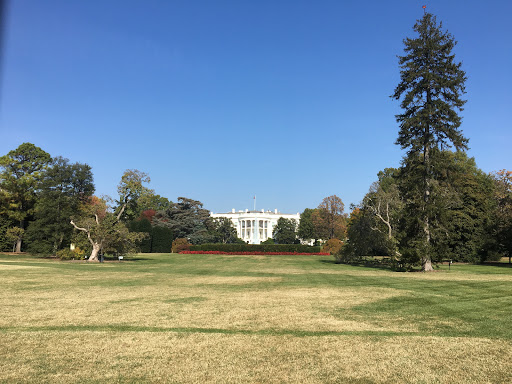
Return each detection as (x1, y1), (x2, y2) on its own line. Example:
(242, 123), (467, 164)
(392, 12), (467, 271)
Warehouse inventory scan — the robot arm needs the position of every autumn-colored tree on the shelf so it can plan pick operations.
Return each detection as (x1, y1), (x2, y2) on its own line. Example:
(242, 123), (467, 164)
(312, 195), (347, 240)
(171, 238), (191, 253)
(140, 209), (157, 223)
(322, 238), (343, 255)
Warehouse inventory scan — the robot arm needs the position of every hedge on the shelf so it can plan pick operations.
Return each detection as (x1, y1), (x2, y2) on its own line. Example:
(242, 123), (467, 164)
(189, 243), (322, 254)
(151, 226), (173, 253)
(182, 251), (329, 256)
(128, 219), (173, 253)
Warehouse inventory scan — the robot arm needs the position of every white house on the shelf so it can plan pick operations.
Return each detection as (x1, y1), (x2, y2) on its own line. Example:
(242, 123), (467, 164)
(210, 209), (300, 244)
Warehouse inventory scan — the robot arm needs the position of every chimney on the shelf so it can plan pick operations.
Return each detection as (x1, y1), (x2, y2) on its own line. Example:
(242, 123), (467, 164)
(274, 209), (278, 214)
(232, 208), (235, 213)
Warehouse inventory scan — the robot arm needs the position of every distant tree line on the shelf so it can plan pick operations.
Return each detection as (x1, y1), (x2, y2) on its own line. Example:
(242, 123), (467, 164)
(0, 143), (350, 259)
(0, 143), (243, 260)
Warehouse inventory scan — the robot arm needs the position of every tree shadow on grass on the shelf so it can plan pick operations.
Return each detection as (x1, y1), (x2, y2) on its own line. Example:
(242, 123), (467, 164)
(481, 261), (512, 268)
(321, 257), (414, 272)
(319, 259), (337, 264)
(103, 256), (152, 262)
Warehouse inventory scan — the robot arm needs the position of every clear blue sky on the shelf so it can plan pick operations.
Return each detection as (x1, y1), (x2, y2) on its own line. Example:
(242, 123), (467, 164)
(1, 0), (511, 214)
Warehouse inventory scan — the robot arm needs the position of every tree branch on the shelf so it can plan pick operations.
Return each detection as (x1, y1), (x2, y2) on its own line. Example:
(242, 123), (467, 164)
(70, 220), (88, 233)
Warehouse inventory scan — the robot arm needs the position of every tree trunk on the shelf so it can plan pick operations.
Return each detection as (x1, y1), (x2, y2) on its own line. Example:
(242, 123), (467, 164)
(89, 243), (101, 262)
(423, 257), (434, 272)
(15, 238), (22, 253)
(422, 81), (433, 272)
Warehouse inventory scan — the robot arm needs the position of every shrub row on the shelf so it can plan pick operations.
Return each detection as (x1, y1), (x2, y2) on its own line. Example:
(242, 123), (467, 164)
(189, 243), (322, 253)
(182, 251), (329, 256)
(128, 219), (173, 253)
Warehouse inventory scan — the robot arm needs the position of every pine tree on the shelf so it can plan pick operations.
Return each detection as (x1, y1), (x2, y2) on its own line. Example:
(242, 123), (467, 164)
(392, 12), (467, 271)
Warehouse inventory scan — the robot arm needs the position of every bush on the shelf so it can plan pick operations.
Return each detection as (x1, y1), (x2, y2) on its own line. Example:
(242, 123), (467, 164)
(322, 239), (344, 255)
(172, 238), (191, 253)
(189, 243), (322, 254)
(56, 247), (86, 260)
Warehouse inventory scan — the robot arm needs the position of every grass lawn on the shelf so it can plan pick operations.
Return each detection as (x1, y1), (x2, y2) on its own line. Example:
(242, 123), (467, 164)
(1, 253), (511, 383)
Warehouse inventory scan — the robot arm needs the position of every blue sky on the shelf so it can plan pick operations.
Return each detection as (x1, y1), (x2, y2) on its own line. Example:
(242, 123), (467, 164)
(1, 0), (511, 214)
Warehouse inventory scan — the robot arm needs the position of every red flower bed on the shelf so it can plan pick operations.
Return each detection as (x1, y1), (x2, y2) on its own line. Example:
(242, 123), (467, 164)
(180, 251), (330, 256)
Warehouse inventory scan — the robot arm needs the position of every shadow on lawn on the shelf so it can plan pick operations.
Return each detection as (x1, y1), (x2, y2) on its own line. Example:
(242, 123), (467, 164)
(321, 256), (420, 272)
(482, 261), (512, 268)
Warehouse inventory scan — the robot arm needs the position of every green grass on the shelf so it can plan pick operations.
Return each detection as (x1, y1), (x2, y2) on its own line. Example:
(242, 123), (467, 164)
(1, 252), (511, 383)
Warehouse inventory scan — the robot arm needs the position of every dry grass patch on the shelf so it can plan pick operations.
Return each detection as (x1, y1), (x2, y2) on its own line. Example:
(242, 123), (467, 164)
(0, 264), (44, 270)
(173, 275), (283, 285)
(2, 253), (512, 383)
(0, 280), (407, 332)
(0, 332), (510, 383)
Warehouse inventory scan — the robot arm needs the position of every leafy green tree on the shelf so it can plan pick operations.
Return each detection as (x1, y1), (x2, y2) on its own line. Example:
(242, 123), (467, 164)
(0, 189), (15, 251)
(432, 152), (495, 263)
(297, 208), (318, 243)
(138, 193), (171, 213)
(341, 207), (388, 262)
(491, 170), (512, 263)
(398, 151), (495, 265)
(392, 13), (468, 271)
(209, 217), (240, 244)
(0, 216), (13, 252)
(70, 170), (149, 261)
(272, 217), (297, 244)
(5, 227), (24, 253)
(0, 143), (52, 252)
(25, 157), (94, 255)
(152, 197), (211, 244)
(363, 168), (403, 259)
(70, 196), (145, 261)
(116, 169), (152, 222)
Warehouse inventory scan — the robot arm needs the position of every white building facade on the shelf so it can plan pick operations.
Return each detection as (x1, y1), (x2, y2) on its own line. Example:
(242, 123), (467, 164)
(210, 209), (300, 244)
